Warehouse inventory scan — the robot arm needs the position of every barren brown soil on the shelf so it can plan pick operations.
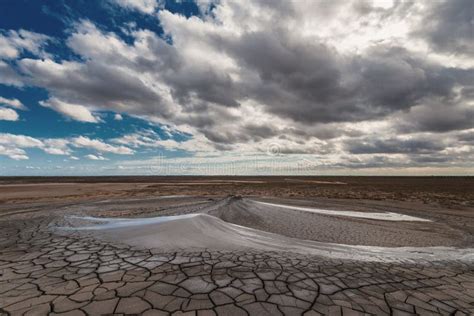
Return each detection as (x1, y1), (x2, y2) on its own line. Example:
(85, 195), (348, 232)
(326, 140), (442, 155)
(1, 176), (473, 207)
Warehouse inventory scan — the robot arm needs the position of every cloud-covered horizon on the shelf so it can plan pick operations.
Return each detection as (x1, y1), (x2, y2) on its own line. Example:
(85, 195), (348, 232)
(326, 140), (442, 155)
(0, 0), (473, 175)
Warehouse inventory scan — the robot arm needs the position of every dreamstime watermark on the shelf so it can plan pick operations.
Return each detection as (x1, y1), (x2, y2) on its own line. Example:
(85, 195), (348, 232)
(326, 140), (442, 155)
(135, 143), (321, 175)
(266, 142), (282, 156)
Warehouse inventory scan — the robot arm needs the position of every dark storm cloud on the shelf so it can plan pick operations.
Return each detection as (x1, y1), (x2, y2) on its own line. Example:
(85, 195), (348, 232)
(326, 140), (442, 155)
(412, 155), (451, 164)
(227, 31), (348, 123)
(417, 0), (474, 56)
(458, 132), (474, 143)
(333, 156), (402, 169)
(346, 137), (445, 155)
(281, 126), (343, 141)
(334, 153), (461, 169)
(356, 47), (461, 109)
(159, 0), (473, 140)
(18, 59), (173, 118)
(243, 124), (278, 140)
(208, 21), (470, 126)
(165, 66), (240, 108)
(397, 104), (474, 133)
(200, 123), (277, 144)
(201, 129), (246, 144)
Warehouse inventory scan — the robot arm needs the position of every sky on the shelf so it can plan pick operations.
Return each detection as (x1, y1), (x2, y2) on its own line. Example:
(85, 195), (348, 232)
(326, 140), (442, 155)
(0, 0), (473, 176)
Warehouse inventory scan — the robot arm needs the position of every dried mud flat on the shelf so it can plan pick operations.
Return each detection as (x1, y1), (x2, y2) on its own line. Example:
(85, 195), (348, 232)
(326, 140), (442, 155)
(0, 177), (473, 315)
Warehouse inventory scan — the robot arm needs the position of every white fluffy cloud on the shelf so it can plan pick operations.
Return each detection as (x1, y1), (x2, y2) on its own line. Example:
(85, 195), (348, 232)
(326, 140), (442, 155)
(72, 136), (134, 155)
(0, 145), (28, 160)
(0, 133), (43, 148)
(85, 154), (107, 160)
(0, 96), (26, 110)
(0, 133), (41, 159)
(42, 139), (71, 156)
(0, 108), (19, 121)
(0, 29), (50, 60)
(0, 133), (134, 160)
(39, 98), (100, 123)
(0, 96), (27, 121)
(113, 0), (160, 14)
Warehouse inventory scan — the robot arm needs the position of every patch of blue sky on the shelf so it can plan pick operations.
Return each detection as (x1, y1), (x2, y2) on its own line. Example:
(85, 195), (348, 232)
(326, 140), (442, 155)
(0, 0), (200, 48)
(0, 85), (191, 141)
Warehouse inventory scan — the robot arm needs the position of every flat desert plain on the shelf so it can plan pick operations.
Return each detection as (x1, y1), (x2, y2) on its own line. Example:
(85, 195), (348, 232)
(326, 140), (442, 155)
(0, 177), (473, 315)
